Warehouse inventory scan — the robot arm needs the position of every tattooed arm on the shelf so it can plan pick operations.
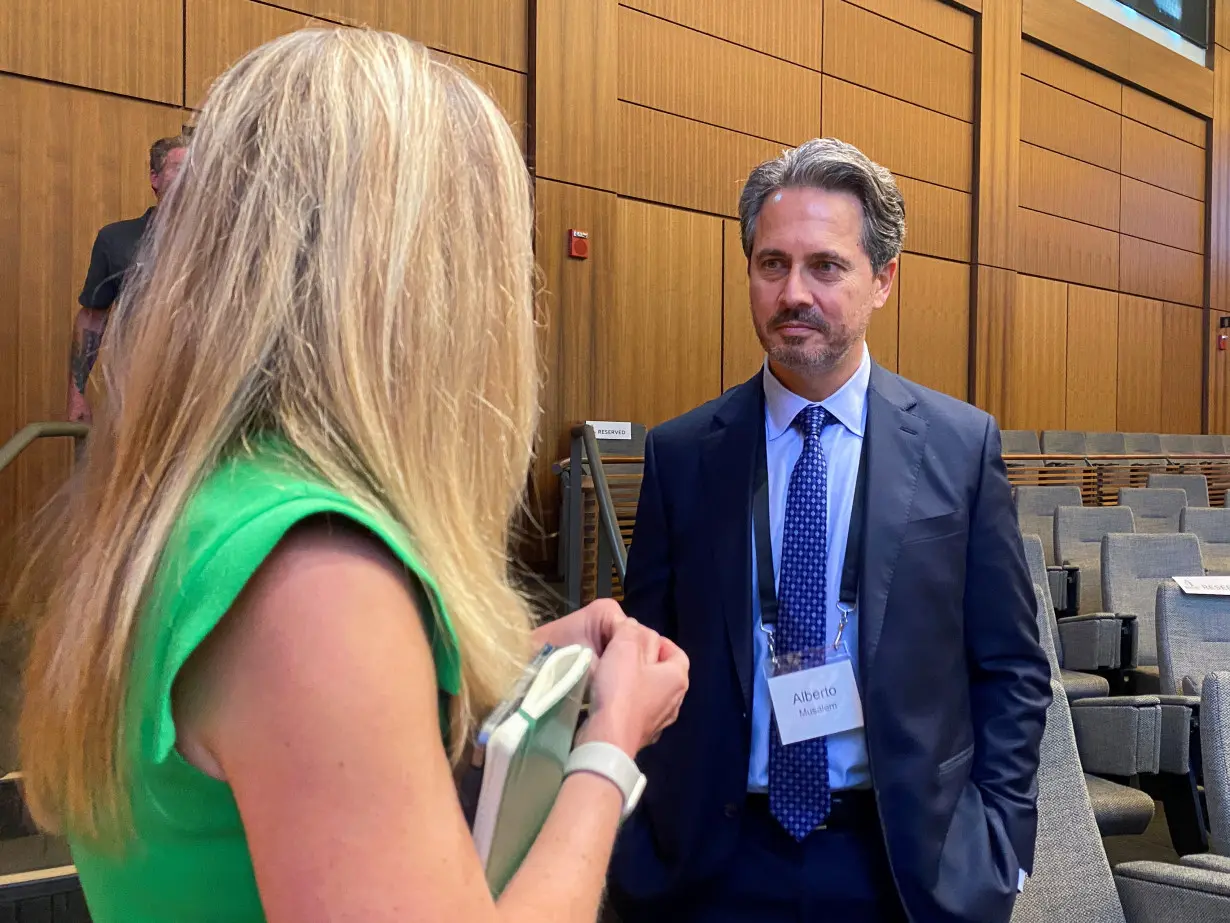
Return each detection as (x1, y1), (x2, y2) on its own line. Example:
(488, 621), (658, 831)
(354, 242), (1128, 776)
(67, 307), (107, 423)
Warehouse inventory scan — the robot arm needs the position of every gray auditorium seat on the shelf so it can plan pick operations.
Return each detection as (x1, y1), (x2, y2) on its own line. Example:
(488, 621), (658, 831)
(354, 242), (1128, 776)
(1087, 431), (1127, 453)
(1119, 487), (1187, 533)
(1124, 432), (1164, 455)
(1180, 507), (1230, 575)
(1023, 534), (1114, 692)
(1041, 429), (1086, 465)
(1193, 434), (1226, 455)
(1055, 505), (1136, 614)
(1002, 429), (1041, 454)
(1203, 672), (1230, 857)
(1147, 473), (1210, 508)
(1012, 600), (1230, 923)
(1017, 486), (1082, 566)
(1102, 533), (1204, 687)
(1157, 581), (1230, 698)
(1028, 585), (1157, 840)
(1160, 434), (1196, 456)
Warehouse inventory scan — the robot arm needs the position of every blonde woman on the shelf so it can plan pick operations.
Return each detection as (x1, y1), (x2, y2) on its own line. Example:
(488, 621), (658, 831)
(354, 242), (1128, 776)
(14, 29), (688, 923)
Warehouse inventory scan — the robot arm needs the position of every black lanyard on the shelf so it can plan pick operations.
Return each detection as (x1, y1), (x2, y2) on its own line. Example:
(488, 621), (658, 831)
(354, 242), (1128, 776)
(752, 417), (868, 630)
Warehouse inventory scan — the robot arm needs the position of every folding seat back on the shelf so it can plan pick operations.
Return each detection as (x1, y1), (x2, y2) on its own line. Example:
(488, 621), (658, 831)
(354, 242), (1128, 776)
(1193, 435), (1225, 455)
(1156, 581), (1230, 696)
(1124, 432), (1164, 455)
(1055, 505), (1135, 613)
(1002, 429), (1041, 454)
(1102, 534), (1203, 668)
(1016, 486), (1083, 565)
(1161, 434), (1196, 455)
(1180, 507), (1230, 575)
(1010, 589), (1125, 923)
(1042, 430), (1086, 456)
(1202, 671), (1230, 857)
(1147, 473), (1209, 508)
(1119, 487), (1187, 533)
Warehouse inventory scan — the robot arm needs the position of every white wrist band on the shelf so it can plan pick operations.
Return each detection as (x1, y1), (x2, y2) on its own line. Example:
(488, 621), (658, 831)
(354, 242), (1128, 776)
(564, 741), (647, 821)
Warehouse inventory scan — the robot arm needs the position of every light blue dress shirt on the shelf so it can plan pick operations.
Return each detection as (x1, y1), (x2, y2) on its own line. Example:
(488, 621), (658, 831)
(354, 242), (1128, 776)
(747, 345), (872, 793)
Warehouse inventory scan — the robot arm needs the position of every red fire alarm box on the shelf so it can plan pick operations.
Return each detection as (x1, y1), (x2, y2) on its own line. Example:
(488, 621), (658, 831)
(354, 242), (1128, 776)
(1219, 334), (1228, 351)
(568, 229), (590, 260)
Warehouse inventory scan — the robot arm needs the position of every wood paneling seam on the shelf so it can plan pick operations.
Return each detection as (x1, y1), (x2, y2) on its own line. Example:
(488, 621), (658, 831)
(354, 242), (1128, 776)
(616, 100), (804, 148)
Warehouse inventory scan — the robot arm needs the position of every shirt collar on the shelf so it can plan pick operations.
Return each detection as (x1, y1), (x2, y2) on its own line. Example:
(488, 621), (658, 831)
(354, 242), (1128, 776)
(763, 344), (870, 442)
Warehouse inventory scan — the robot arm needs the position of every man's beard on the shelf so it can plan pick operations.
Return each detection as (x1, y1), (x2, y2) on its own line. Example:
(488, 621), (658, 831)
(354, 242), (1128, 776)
(755, 305), (862, 374)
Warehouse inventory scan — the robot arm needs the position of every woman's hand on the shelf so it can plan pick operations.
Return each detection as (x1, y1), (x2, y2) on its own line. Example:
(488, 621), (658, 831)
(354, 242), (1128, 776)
(578, 620), (689, 757)
(532, 598), (628, 656)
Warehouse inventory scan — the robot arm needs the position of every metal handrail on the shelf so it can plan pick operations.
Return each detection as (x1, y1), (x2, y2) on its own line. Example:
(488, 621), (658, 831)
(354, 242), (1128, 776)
(564, 424), (629, 608)
(0, 423), (88, 476)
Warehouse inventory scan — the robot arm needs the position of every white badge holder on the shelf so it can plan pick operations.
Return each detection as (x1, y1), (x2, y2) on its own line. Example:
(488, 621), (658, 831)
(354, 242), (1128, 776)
(764, 603), (865, 746)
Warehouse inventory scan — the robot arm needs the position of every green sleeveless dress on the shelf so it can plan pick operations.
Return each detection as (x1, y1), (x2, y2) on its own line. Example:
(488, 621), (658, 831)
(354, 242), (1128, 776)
(68, 443), (461, 921)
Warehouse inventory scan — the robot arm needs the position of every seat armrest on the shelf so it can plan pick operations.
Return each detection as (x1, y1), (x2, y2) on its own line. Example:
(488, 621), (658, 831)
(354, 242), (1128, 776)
(1071, 695), (1161, 776)
(1116, 860), (1230, 922)
(1182, 855), (1230, 874)
(1046, 564), (1079, 617)
(1153, 696), (1200, 775)
(1058, 613), (1138, 670)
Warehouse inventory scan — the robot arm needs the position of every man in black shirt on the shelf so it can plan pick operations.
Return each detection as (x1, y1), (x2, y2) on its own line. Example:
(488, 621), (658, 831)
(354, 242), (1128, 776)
(68, 135), (187, 423)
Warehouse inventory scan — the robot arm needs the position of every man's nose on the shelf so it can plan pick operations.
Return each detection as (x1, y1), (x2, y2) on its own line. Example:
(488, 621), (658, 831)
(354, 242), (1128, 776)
(780, 267), (811, 307)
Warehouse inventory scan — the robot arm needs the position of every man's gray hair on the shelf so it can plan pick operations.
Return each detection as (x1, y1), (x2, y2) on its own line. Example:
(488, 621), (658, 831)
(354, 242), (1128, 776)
(738, 138), (907, 273)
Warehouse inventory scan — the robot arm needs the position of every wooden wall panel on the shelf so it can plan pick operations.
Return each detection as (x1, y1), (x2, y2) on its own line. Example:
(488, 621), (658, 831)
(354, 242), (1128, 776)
(532, 180), (618, 539)
(843, 0), (974, 51)
(1017, 207), (1119, 290)
(392, 0), (530, 70)
(974, 266), (1014, 416)
(619, 104), (780, 217)
(896, 253), (969, 399)
(1161, 302), (1204, 435)
(186, 0), (317, 108)
(0, 77), (184, 555)
(1022, 0), (1131, 81)
(865, 265), (901, 373)
(1122, 87), (1207, 148)
(0, 0), (183, 105)
(1116, 294), (1164, 432)
(1020, 40), (1120, 112)
(1019, 143), (1119, 231)
(1005, 275), (1069, 429)
(1021, 77), (1121, 171)
(1022, 0), (1213, 117)
(823, 77), (972, 192)
(722, 221), (762, 390)
(620, 0), (823, 70)
(1121, 118), (1206, 201)
(1119, 235), (1204, 308)
(1065, 284), (1119, 432)
(1120, 177), (1204, 255)
(618, 8), (820, 144)
(976, 0), (1021, 271)
(823, 0), (974, 121)
(603, 200), (723, 426)
(897, 176), (971, 263)
(1211, 45), (1230, 434)
(536, 0), (618, 189)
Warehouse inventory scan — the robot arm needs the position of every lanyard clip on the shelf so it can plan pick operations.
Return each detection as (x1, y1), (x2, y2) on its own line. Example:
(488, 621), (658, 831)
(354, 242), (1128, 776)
(834, 602), (854, 652)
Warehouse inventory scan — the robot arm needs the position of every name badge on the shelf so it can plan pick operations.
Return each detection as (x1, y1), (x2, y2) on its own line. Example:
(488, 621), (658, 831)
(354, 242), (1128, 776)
(767, 652), (864, 746)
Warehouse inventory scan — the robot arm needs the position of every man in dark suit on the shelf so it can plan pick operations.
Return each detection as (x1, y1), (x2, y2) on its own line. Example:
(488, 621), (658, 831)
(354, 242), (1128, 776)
(68, 134), (187, 423)
(609, 138), (1051, 923)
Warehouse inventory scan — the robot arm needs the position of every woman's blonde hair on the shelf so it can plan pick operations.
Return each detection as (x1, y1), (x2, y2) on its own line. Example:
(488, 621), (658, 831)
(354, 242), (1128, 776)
(16, 28), (537, 839)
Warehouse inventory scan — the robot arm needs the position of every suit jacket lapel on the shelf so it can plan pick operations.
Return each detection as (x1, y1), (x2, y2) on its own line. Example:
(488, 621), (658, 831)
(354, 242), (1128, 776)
(698, 376), (763, 715)
(859, 364), (927, 678)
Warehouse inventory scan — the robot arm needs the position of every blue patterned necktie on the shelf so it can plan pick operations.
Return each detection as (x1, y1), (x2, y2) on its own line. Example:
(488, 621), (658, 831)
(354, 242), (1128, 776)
(768, 404), (834, 841)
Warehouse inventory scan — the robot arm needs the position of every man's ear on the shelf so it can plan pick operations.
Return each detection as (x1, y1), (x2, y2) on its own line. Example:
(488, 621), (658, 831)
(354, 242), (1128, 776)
(871, 257), (899, 309)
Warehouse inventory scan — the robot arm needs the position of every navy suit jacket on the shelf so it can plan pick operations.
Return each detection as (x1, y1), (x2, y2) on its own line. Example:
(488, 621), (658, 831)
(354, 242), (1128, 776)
(610, 364), (1052, 923)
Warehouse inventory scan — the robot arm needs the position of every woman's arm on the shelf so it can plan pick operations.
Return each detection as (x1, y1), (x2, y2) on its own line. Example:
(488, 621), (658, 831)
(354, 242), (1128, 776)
(176, 521), (677, 923)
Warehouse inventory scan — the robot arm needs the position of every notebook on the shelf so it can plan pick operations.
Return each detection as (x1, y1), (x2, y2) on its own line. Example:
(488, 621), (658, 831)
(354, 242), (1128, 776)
(465, 643), (593, 895)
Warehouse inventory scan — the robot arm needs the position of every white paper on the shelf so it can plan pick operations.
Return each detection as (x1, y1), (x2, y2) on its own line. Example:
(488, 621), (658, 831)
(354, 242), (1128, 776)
(586, 421), (632, 441)
(1173, 576), (1230, 596)
(767, 659), (864, 745)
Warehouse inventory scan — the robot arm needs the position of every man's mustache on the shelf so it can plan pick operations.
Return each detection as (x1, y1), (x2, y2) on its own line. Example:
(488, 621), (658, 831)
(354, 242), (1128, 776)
(770, 307), (831, 334)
